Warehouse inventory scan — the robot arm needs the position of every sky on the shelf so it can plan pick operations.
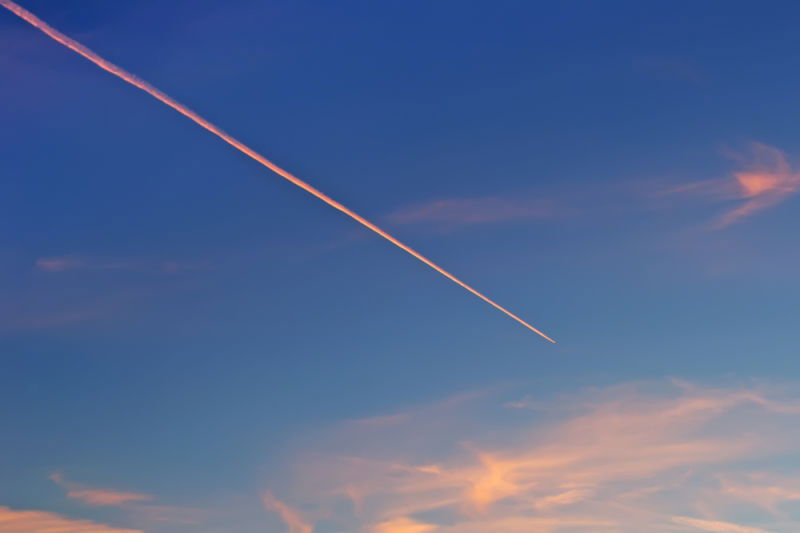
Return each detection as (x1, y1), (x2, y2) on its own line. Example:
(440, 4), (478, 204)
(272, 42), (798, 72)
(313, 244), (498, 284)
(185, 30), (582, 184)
(2, 0), (800, 531)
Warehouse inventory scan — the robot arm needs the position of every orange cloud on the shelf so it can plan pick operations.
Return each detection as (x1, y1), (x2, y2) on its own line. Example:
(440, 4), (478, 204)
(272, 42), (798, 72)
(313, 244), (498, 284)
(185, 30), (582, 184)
(267, 381), (800, 532)
(533, 488), (593, 510)
(665, 143), (800, 228)
(50, 472), (206, 525)
(65, 489), (151, 507)
(465, 451), (528, 511)
(373, 516), (438, 533)
(263, 491), (313, 533)
(0, 505), (140, 533)
(51, 472), (153, 507)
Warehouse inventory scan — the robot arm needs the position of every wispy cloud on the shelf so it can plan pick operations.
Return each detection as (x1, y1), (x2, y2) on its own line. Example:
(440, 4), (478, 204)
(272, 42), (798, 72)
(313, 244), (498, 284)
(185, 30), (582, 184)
(664, 143), (800, 229)
(0, 253), (212, 333)
(672, 516), (772, 533)
(262, 492), (313, 533)
(373, 516), (438, 533)
(385, 196), (556, 233)
(35, 255), (207, 274)
(51, 472), (153, 506)
(35, 256), (86, 272)
(719, 472), (800, 514)
(265, 380), (800, 532)
(0, 505), (140, 533)
(51, 473), (207, 526)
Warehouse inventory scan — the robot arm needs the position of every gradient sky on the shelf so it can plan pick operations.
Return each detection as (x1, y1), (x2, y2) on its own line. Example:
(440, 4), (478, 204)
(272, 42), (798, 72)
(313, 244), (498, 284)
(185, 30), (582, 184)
(3, 1), (800, 532)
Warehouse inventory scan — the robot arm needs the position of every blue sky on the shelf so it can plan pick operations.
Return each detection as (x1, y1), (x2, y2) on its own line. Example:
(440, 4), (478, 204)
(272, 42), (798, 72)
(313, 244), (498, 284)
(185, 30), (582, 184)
(3, 1), (800, 531)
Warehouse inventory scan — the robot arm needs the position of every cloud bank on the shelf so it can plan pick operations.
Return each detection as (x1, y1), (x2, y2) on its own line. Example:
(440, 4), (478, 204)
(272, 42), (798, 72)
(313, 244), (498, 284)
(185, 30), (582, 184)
(264, 380), (800, 532)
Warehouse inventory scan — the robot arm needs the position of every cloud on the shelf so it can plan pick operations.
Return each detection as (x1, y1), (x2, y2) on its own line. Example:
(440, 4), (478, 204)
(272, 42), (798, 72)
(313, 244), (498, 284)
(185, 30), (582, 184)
(263, 492), (313, 533)
(664, 143), (800, 228)
(2, 0), (551, 343)
(385, 196), (555, 232)
(64, 488), (151, 507)
(35, 256), (86, 272)
(51, 472), (206, 525)
(51, 472), (154, 506)
(0, 505), (140, 533)
(719, 472), (800, 514)
(672, 516), (772, 533)
(35, 255), (207, 274)
(266, 380), (800, 532)
(0, 253), (212, 333)
(373, 516), (438, 533)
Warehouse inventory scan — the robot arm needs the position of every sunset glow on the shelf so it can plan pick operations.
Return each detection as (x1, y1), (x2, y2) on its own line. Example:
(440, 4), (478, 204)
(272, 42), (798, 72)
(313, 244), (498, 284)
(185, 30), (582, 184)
(3, 1), (799, 531)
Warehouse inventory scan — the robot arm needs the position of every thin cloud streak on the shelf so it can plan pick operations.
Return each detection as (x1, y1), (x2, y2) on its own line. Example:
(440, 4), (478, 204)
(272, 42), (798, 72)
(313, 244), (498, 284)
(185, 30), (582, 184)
(36, 256), (85, 272)
(263, 492), (313, 533)
(373, 516), (438, 533)
(672, 516), (772, 533)
(35, 255), (208, 274)
(386, 196), (554, 233)
(51, 472), (153, 507)
(50, 472), (208, 526)
(0, 505), (140, 533)
(0, 0), (554, 343)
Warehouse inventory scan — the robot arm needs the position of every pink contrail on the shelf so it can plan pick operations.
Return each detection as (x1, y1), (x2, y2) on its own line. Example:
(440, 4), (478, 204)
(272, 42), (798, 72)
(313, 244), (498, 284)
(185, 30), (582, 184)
(0, 0), (555, 343)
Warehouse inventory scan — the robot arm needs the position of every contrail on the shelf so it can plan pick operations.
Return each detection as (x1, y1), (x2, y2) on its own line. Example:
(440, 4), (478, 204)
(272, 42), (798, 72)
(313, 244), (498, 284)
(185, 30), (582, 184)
(0, 0), (555, 343)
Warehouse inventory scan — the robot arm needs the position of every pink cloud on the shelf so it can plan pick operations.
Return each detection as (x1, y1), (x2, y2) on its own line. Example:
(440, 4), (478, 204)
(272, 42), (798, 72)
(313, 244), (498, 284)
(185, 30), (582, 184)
(373, 516), (438, 533)
(672, 516), (771, 533)
(385, 196), (555, 232)
(0, 505), (140, 533)
(50, 472), (207, 526)
(664, 143), (800, 229)
(64, 489), (152, 507)
(1, 254), (213, 333)
(719, 472), (800, 514)
(35, 256), (85, 272)
(263, 492), (313, 533)
(51, 472), (153, 507)
(265, 380), (800, 532)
